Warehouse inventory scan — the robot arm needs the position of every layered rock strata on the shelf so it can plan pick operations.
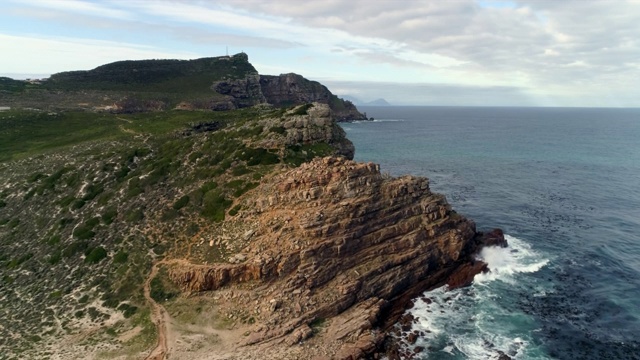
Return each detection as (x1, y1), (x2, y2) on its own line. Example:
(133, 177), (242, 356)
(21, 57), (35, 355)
(169, 156), (491, 358)
(259, 73), (366, 121)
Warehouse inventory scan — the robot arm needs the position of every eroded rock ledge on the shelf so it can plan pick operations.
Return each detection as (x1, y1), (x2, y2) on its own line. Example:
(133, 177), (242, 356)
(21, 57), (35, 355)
(167, 156), (501, 359)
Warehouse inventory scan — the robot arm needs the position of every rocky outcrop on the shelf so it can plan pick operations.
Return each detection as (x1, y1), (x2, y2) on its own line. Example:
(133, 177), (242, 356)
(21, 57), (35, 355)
(260, 73), (367, 122)
(281, 104), (355, 159)
(211, 73), (266, 110)
(168, 156), (492, 358)
(2, 53), (368, 121)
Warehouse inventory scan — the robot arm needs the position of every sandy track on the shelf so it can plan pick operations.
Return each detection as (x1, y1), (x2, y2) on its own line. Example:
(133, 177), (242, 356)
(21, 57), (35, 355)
(143, 263), (170, 360)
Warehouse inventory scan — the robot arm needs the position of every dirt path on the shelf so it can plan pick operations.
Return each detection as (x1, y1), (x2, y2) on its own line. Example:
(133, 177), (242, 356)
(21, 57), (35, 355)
(116, 117), (153, 148)
(143, 263), (171, 360)
(143, 259), (199, 360)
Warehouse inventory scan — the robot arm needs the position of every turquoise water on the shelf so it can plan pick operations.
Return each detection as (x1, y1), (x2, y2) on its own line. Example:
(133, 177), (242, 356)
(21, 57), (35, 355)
(342, 106), (640, 359)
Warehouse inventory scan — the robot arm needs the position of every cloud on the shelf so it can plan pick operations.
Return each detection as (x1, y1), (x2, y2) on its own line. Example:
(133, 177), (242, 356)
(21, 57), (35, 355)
(0, 34), (198, 74)
(2, 0), (640, 106)
(213, 0), (640, 101)
(12, 0), (134, 20)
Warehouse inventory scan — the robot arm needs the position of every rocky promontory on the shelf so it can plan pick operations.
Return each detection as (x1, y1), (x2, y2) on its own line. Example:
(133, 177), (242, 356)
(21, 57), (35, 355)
(0, 53), (367, 122)
(165, 155), (499, 359)
(0, 58), (501, 359)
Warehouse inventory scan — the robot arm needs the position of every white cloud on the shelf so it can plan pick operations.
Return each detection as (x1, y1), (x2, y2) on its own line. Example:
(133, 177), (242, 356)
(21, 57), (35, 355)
(0, 34), (199, 74)
(12, 0), (134, 20)
(2, 0), (640, 106)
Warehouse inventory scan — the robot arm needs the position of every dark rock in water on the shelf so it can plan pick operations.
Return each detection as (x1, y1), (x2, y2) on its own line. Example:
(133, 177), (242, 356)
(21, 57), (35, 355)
(407, 331), (418, 344)
(478, 228), (508, 248)
(446, 260), (489, 289)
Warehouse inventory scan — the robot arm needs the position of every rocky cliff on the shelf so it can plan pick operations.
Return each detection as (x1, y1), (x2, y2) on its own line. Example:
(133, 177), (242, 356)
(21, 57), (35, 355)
(165, 155), (495, 359)
(0, 64), (498, 360)
(259, 73), (366, 122)
(0, 53), (366, 121)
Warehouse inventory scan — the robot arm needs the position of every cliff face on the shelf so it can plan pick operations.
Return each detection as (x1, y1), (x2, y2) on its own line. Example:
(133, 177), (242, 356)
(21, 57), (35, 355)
(260, 73), (367, 122)
(210, 73), (266, 110)
(0, 53), (367, 122)
(0, 93), (501, 359)
(168, 156), (482, 359)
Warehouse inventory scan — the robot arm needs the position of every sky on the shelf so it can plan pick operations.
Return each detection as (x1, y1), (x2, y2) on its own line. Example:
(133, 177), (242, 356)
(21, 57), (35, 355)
(1, 0), (640, 107)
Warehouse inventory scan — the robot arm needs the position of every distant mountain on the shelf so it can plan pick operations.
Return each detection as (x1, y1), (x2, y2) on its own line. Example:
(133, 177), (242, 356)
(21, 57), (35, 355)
(338, 95), (391, 106)
(367, 98), (391, 106)
(0, 53), (366, 121)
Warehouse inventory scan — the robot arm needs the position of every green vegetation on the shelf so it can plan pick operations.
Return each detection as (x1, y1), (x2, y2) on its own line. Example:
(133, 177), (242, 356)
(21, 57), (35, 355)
(73, 217), (100, 240)
(172, 195), (190, 210)
(101, 207), (118, 225)
(113, 250), (128, 264)
(0, 77), (29, 93)
(149, 267), (179, 303)
(85, 246), (108, 264)
(201, 190), (232, 222)
(63, 241), (89, 258)
(269, 125), (286, 134)
(46, 54), (255, 93)
(285, 143), (334, 166)
(291, 103), (314, 116)
(0, 111), (124, 162)
(0, 73), (349, 357)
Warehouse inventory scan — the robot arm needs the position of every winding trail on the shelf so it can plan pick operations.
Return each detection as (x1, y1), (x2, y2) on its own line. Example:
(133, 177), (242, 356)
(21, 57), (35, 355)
(143, 262), (171, 360)
(143, 259), (198, 360)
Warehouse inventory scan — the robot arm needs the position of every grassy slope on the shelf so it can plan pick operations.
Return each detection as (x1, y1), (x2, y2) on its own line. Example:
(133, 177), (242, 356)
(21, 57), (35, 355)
(0, 105), (335, 359)
(0, 54), (256, 112)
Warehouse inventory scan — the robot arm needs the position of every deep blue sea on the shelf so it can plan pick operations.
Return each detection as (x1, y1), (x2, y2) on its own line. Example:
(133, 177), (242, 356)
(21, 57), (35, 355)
(342, 106), (640, 360)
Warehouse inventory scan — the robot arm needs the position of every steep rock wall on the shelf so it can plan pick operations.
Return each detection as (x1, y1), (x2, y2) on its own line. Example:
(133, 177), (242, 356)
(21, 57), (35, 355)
(260, 73), (367, 122)
(168, 157), (483, 358)
(210, 73), (266, 110)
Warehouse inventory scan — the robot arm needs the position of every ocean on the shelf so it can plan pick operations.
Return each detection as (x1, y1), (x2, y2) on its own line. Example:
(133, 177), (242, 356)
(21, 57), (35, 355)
(342, 106), (640, 360)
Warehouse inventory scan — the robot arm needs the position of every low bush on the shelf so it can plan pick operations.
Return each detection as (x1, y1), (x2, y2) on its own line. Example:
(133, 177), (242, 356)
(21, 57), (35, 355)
(172, 195), (189, 210)
(85, 246), (107, 264)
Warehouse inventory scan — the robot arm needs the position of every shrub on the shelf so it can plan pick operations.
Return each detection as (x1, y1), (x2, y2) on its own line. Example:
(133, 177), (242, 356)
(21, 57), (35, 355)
(150, 276), (178, 303)
(201, 190), (231, 222)
(48, 251), (62, 265)
(82, 183), (104, 201)
(85, 246), (107, 264)
(58, 195), (75, 207)
(73, 217), (99, 239)
(47, 235), (61, 246)
(269, 125), (286, 134)
(229, 205), (241, 217)
(102, 207), (118, 224)
(117, 303), (138, 318)
(291, 103), (314, 116)
(238, 147), (279, 166)
(172, 195), (189, 210)
(231, 166), (250, 176)
(113, 250), (128, 264)
(63, 241), (89, 257)
(125, 209), (144, 222)
(71, 199), (86, 209)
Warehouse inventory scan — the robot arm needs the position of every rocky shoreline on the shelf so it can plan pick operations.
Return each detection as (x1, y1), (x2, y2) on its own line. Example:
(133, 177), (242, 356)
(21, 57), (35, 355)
(166, 156), (508, 359)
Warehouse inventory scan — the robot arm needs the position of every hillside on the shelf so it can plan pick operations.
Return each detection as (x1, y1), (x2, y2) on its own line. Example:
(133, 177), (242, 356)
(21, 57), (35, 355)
(0, 53), (366, 121)
(0, 103), (355, 359)
(0, 56), (500, 360)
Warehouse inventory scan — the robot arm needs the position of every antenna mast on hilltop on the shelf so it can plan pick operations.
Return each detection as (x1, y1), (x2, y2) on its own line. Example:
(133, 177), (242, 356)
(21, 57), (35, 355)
(226, 46), (228, 56)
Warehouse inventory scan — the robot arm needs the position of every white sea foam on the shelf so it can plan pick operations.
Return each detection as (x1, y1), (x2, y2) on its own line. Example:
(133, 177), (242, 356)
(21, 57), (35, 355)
(350, 118), (405, 124)
(474, 235), (549, 284)
(398, 235), (552, 359)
